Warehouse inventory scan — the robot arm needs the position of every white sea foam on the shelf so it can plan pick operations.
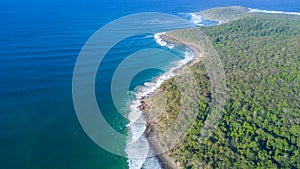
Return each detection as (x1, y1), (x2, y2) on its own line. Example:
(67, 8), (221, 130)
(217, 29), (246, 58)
(126, 120), (149, 169)
(189, 13), (205, 26)
(144, 35), (154, 38)
(249, 8), (300, 16)
(178, 12), (222, 26)
(126, 93), (149, 169)
(126, 44), (195, 169)
(142, 156), (163, 169)
(154, 32), (175, 49)
(177, 12), (205, 26)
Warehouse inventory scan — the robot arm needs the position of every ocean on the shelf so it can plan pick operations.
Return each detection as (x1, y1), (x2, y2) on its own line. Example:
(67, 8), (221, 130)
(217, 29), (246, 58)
(0, 0), (299, 169)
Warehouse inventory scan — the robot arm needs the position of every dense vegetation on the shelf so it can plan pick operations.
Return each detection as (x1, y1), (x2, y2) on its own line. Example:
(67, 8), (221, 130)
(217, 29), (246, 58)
(149, 13), (300, 169)
(197, 6), (249, 23)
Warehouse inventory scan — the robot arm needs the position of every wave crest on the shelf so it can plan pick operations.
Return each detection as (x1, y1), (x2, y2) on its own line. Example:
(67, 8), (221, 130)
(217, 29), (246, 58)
(126, 44), (195, 169)
(154, 32), (175, 49)
(249, 8), (300, 15)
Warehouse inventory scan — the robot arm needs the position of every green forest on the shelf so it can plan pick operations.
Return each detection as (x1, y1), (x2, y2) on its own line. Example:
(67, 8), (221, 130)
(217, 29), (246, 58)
(149, 13), (300, 169)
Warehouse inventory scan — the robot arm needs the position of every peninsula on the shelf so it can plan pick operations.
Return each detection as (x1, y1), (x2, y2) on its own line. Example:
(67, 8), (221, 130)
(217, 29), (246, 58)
(142, 6), (300, 169)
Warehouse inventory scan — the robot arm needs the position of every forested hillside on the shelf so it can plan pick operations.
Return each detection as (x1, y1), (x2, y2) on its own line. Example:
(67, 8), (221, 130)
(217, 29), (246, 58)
(197, 6), (249, 23)
(150, 13), (300, 168)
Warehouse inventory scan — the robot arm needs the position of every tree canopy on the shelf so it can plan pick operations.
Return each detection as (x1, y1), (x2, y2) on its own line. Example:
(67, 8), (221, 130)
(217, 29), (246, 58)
(150, 13), (300, 169)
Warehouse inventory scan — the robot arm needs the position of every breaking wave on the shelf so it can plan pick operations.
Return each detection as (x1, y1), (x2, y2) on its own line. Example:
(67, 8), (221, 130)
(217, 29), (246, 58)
(126, 37), (195, 169)
(249, 8), (300, 16)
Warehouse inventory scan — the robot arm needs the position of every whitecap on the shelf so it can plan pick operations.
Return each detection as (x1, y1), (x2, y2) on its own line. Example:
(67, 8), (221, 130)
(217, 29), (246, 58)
(154, 32), (175, 49)
(126, 38), (195, 169)
(249, 8), (300, 16)
(189, 13), (205, 26)
(144, 35), (153, 38)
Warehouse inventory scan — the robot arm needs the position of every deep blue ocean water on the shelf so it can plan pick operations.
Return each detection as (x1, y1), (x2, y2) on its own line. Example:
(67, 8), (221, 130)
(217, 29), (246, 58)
(0, 0), (299, 169)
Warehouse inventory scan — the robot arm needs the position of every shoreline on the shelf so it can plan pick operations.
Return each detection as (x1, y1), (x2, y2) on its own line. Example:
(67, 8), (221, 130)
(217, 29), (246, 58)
(126, 32), (199, 169)
(139, 32), (203, 169)
(130, 6), (300, 169)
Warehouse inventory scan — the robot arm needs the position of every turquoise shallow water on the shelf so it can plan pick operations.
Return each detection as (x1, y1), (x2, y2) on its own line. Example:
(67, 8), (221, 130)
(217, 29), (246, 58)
(0, 0), (299, 168)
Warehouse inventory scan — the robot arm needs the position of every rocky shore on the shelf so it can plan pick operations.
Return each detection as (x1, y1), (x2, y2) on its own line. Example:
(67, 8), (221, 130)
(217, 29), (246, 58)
(137, 32), (204, 169)
(139, 95), (179, 169)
